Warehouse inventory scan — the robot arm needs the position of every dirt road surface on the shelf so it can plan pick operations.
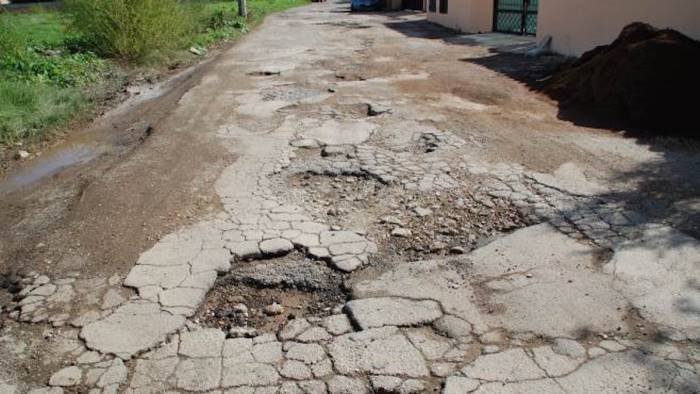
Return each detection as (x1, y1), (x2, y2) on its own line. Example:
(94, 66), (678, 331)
(1, 2), (699, 393)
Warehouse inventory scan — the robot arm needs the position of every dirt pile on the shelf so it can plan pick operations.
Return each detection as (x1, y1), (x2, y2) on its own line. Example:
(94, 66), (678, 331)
(545, 22), (700, 137)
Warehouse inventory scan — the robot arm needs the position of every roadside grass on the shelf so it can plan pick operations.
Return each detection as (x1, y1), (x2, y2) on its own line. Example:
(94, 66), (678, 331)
(0, 82), (89, 143)
(0, 0), (309, 147)
(0, 7), (113, 144)
(192, 0), (310, 48)
(0, 9), (67, 47)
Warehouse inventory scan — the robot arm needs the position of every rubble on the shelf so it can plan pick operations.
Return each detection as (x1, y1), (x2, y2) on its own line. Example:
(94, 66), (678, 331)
(545, 22), (700, 136)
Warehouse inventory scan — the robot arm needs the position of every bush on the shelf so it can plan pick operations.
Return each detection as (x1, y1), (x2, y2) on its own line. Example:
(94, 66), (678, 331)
(64, 0), (198, 61)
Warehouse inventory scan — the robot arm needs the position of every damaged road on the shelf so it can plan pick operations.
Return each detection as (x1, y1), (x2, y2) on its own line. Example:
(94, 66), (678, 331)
(1, 1), (699, 393)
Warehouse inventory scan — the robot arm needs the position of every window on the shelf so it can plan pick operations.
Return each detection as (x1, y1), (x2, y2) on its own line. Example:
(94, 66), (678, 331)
(428, 0), (436, 12)
(439, 0), (448, 13)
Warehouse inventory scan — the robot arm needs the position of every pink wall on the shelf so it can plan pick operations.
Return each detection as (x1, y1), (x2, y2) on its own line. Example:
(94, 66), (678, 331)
(537, 0), (700, 56)
(426, 0), (493, 33)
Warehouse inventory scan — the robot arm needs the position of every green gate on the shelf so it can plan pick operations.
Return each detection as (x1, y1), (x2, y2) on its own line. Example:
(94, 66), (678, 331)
(493, 0), (538, 35)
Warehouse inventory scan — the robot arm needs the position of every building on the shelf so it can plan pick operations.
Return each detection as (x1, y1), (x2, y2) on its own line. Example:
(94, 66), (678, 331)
(425, 0), (495, 35)
(426, 0), (700, 56)
(381, 0), (425, 11)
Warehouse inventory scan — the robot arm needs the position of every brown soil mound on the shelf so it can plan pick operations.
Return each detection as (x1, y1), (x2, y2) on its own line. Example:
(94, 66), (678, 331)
(545, 22), (700, 137)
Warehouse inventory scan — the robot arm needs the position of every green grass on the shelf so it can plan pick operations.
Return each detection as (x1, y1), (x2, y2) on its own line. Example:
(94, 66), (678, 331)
(0, 7), (108, 143)
(0, 81), (88, 142)
(0, 10), (68, 47)
(192, 0), (310, 48)
(0, 0), (309, 146)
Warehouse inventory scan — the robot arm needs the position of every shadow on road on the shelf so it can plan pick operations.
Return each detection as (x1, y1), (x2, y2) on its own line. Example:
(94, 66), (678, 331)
(384, 18), (457, 39)
(461, 50), (645, 134)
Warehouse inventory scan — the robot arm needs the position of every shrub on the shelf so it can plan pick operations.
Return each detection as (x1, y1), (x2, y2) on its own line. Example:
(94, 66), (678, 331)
(64, 0), (197, 61)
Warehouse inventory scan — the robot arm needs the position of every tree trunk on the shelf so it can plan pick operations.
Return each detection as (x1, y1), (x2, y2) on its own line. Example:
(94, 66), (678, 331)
(238, 0), (248, 17)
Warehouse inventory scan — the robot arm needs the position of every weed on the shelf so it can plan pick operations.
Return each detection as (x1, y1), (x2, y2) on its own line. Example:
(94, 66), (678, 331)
(64, 0), (198, 62)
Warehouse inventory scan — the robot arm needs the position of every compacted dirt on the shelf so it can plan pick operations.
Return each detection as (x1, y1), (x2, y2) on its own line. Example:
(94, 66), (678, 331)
(0, 2), (698, 393)
(0, 54), (233, 280)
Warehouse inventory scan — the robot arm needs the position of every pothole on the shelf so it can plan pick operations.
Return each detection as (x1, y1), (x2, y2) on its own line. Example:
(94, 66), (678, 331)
(335, 103), (372, 117)
(0, 271), (21, 323)
(196, 252), (347, 335)
(261, 84), (324, 102)
(334, 72), (365, 82)
(283, 171), (528, 261)
(333, 62), (367, 82)
(620, 306), (663, 341)
(286, 172), (386, 222)
(0, 270), (23, 296)
(315, 21), (373, 29)
(334, 102), (390, 118)
(246, 70), (281, 77)
(376, 189), (527, 260)
(417, 132), (443, 153)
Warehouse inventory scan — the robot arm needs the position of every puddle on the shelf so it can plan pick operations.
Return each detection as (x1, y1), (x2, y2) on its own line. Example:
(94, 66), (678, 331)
(0, 141), (100, 195)
(0, 75), (179, 196)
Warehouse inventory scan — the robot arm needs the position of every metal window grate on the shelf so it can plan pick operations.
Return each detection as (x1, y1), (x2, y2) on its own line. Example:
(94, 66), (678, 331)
(493, 0), (538, 35)
(439, 0), (448, 13)
(429, 0), (436, 12)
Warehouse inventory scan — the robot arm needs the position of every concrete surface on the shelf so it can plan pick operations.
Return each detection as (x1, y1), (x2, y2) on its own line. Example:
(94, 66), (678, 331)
(0, 0), (698, 393)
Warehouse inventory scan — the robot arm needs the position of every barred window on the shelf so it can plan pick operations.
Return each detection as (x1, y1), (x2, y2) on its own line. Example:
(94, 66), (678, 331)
(428, 0), (436, 12)
(439, 0), (448, 13)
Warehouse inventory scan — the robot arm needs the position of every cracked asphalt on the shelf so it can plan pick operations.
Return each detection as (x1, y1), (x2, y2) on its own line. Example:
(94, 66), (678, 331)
(1, 1), (700, 393)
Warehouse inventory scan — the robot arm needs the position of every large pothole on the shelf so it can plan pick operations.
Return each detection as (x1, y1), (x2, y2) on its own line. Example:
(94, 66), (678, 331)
(283, 171), (528, 261)
(195, 252), (347, 335)
(261, 83), (326, 102)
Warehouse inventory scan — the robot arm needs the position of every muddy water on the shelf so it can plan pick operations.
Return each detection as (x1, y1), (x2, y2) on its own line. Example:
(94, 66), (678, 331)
(0, 130), (111, 195)
(0, 78), (173, 195)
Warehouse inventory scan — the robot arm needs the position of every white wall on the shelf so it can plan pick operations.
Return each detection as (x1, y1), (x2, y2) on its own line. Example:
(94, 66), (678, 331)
(426, 0), (493, 33)
(537, 0), (700, 56)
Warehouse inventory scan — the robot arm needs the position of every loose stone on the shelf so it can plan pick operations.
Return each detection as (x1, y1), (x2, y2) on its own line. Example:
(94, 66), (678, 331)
(391, 228), (412, 237)
(264, 302), (285, 316)
(229, 326), (259, 338)
(49, 366), (82, 387)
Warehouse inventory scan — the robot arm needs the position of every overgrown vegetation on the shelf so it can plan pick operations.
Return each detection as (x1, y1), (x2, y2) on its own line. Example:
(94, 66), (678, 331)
(0, 0), (308, 146)
(63, 0), (197, 61)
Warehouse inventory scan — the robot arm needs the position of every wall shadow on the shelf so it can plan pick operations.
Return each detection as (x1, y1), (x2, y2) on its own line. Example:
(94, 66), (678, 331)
(597, 138), (699, 239)
(461, 50), (650, 133)
(384, 18), (460, 39)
